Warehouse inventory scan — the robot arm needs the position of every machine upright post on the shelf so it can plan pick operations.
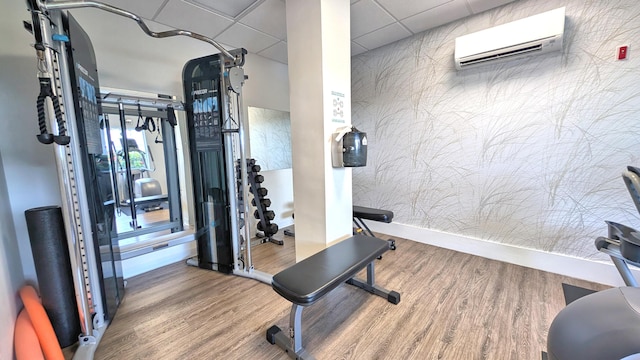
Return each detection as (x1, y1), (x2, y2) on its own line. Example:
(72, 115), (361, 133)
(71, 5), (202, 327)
(220, 59), (242, 272)
(118, 102), (138, 227)
(44, 9), (103, 337)
(236, 89), (253, 271)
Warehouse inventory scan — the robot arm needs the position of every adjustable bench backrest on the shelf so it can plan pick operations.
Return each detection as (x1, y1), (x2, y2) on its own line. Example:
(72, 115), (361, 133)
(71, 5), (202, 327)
(353, 205), (393, 223)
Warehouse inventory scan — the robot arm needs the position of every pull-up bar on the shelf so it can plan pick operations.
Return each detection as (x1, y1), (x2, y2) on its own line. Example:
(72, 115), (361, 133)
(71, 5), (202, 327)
(35, 0), (238, 63)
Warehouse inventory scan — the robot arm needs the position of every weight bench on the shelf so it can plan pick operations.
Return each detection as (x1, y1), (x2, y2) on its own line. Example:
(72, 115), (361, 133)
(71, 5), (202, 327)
(266, 234), (400, 359)
(353, 205), (396, 250)
(123, 194), (168, 212)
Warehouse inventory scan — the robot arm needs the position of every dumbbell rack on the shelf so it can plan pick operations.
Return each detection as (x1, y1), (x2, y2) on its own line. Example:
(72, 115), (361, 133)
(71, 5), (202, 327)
(237, 159), (282, 245)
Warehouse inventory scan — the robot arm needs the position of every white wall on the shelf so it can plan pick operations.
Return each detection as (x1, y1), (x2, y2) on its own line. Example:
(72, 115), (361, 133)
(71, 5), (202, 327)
(1, 0), (63, 285)
(260, 168), (294, 228)
(0, 153), (24, 360)
(0, 2), (64, 355)
(351, 0), (640, 263)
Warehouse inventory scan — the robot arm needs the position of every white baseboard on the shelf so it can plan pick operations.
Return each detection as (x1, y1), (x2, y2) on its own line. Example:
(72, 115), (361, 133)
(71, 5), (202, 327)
(121, 240), (197, 279)
(364, 220), (640, 287)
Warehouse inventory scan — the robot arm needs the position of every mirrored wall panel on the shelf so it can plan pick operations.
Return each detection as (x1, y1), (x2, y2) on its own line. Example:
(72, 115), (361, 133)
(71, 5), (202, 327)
(248, 107), (292, 171)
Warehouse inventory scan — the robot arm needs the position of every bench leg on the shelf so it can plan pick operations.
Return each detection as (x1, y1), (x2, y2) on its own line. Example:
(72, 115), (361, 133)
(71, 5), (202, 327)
(266, 304), (315, 360)
(346, 262), (401, 304)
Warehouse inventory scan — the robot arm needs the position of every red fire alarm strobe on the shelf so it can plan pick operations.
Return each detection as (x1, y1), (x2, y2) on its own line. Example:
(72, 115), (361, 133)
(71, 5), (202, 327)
(617, 45), (629, 60)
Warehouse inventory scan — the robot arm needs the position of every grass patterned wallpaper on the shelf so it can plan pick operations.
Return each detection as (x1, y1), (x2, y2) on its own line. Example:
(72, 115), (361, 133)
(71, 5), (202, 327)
(351, 0), (640, 259)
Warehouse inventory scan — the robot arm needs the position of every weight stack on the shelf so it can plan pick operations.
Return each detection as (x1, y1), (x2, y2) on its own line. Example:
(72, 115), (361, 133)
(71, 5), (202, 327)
(25, 206), (81, 348)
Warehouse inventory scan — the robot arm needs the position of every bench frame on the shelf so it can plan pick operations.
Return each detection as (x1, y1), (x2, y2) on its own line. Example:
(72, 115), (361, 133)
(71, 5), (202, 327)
(352, 206), (396, 251)
(266, 237), (400, 359)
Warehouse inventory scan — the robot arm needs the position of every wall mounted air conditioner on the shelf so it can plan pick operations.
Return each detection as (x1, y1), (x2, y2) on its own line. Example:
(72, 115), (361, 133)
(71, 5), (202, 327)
(454, 7), (565, 70)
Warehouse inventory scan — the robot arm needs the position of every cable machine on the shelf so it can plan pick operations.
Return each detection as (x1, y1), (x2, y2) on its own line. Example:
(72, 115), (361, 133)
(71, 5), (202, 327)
(24, 0), (271, 356)
(182, 52), (270, 283)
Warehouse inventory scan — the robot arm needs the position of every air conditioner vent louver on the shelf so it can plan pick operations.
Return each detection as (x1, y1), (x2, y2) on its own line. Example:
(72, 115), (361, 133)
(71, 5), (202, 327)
(459, 43), (543, 68)
(454, 7), (565, 70)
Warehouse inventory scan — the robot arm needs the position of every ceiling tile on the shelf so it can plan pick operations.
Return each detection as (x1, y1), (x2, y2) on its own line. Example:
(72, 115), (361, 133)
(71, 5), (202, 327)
(186, 0), (259, 18)
(216, 23), (280, 54)
(400, 0), (471, 34)
(97, 0), (168, 20)
(353, 22), (412, 50)
(351, 41), (368, 56)
(466, 0), (515, 14)
(154, 0), (234, 38)
(258, 41), (288, 64)
(350, 0), (396, 38)
(239, 0), (287, 40)
(376, 0), (452, 21)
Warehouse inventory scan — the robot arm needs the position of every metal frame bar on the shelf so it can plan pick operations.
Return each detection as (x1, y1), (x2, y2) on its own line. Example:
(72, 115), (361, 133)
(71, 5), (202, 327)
(112, 220), (182, 242)
(270, 303), (315, 360)
(117, 102), (139, 228)
(38, 0), (237, 62)
(596, 237), (639, 287)
(237, 87), (254, 271)
(353, 216), (375, 238)
(162, 116), (183, 233)
(346, 262), (395, 299)
(101, 91), (184, 111)
(290, 304), (304, 352)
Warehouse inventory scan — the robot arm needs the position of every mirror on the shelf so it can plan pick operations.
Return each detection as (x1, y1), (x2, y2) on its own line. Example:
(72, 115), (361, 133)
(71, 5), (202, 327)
(248, 107), (292, 171)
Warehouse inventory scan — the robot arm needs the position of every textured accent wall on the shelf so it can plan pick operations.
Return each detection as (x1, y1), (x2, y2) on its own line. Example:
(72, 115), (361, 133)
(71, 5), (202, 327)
(352, 0), (640, 259)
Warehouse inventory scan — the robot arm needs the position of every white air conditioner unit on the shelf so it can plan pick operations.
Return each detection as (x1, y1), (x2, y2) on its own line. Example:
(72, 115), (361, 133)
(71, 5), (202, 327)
(454, 7), (565, 70)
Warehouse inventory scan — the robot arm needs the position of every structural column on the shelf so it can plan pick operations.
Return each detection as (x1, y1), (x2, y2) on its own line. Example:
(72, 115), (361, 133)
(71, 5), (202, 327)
(286, 0), (352, 261)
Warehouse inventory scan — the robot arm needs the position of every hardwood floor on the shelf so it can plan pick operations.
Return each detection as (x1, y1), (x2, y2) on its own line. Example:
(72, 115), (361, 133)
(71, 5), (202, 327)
(95, 234), (609, 359)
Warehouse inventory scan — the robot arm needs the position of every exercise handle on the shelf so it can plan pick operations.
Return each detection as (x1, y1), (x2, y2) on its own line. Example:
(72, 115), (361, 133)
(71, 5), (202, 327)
(35, 77), (70, 145)
(35, 77), (54, 144)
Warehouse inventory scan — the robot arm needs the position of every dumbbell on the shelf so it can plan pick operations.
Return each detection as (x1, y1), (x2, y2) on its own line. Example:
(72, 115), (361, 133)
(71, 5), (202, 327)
(254, 210), (275, 220)
(251, 198), (272, 208)
(266, 223), (279, 235)
(258, 222), (279, 235)
(254, 174), (264, 183)
(254, 187), (268, 197)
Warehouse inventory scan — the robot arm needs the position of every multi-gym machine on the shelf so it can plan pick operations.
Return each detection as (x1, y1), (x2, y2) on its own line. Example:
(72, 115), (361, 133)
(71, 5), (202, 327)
(182, 51), (271, 282)
(24, 0), (271, 357)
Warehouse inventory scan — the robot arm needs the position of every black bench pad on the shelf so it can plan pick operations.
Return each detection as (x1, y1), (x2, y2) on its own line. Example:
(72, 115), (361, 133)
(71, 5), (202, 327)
(272, 235), (390, 306)
(353, 205), (393, 223)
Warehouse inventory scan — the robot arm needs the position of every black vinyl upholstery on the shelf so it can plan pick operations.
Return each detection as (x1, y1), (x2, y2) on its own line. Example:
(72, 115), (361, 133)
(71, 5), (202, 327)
(271, 235), (389, 306)
(353, 205), (394, 223)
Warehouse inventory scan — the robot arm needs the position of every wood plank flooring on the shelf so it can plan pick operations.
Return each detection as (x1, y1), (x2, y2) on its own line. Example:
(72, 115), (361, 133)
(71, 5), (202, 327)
(95, 233), (609, 360)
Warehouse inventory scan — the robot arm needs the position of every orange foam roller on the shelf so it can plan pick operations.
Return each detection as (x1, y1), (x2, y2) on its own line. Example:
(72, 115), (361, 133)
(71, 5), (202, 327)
(19, 285), (64, 360)
(14, 308), (45, 360)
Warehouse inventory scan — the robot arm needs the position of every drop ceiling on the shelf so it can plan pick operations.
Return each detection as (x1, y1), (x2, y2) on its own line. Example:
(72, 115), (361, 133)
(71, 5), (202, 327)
(97, 0), (516, 64)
